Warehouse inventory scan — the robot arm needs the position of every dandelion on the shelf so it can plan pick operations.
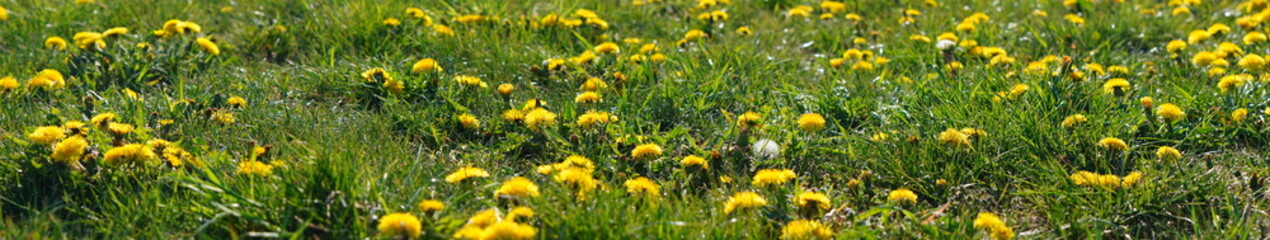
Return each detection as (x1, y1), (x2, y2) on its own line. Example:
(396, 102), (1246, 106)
(236, 161), (274, 176)
(723, 191), (768, 214)
(103, 27), (128, 37)
(753, 139), (780, 159)
(624, 177), (661, 198)
(453, 75), (487, 88)
(1217, 75), (1246, 93)
(1139, 97), (1154, 109)
(937, 128), (971, 147)
(793, 192), (831, 212)
(107, 122), (135, 136)
(594, 42), (619, 54)
(432, 24), (455, 36)
(228, 96), (247, 107)
(575, 111), (615, 128)
(445, 167), (490, 183)
(552, 167), (598, 197)
(779, 220), (834, 240)
(752, 169), (797, 187)
(458, 113), (481, 130)
(574, 91), (601, 104)
(1156, 103), (1185, 122)
(497, 83), (514, 96)
(383, 18), (401, 26)
(1101, 78), (1131, 95)
(507, 207), (535, 222)
(211, 111), (236, 124)
(45, 37), (68, 50)
(50, 136), (88, 164)
(28, 69), (65, 90)
(1230, 108), (1249, 122)
(103, 144), (157, 165)
(737, 111), (763, 127)
(0, 6), (7, 20)
(684, 30), (707, 41)
(494, 177), (541, 199)
(1156, 146), (1182, 161)
(887, 188), (918, 204)
(523, 108), (557, 130)
(377, 213), (423, 238)
(797, 113), (827, 132)
(411, 58), (442, 73)
(1121, 171), (1144, 186)
(973, 213), (1015, 240)
(736, 26), (753, 35)
(1097, 137), (1128, 151)
(73, 32), (105, 49)
(631, 143), (664, 159)
(0, 76), (17, 91)
(477, 221), (537, 240)
(1239, 54), (1267, 70)
(196, 37), (220, 55)
(1061, 114), (1087, 128)
(417, 199), (445, 213)
(680, 155), (708, 170)
(27, 126), (66, 144)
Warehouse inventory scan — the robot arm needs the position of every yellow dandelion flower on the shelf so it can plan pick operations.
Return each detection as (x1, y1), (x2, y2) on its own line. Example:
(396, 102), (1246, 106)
(1061, 114), (1087, 128)
(937, 128), (971, 147)
(416, 200), (445, 213)
(680, 155), (708, 169)
(1121, 171), (1144, 187)
(45, 37), (68, 50)
(103, 144), (157, 165)
(797, 113), (827, 132)
(107, 122), (135, 136)
(1217, 75), (1247, 93)
(793, 192), (831, 212)
(457, 113), (481, 130)
(1101, 78), (1131, 95)
(624, 177), (661, 198)
(195, 37), (220, 55)
(236, 160), (274, 176)
(751, 169), (797, 187)
(0, 76), (17, 91)
(1156, 146), (1181, 161)
(1097, 137), (1128, 151)
(50, 136), (89, 164)
(594, 42), (620, 54)
(445, 167), (490, 183)
(1231, 108), (1249, 122)
(779, 220), (834, 240)
(497, 83), (514, 95)
(737, 111), (763, 127)
(723, 191), (768, 214)
(494, 177), (541, 199)
(684, 30), (707, 41)
(377, 213), (422, 238)
(228, 96), (247, 107)
(383, 18), (401, 26)
(411, 58), (442, 73)
(631, 143), (663, 159)
(477, 221), (537, 240)
(27, 126), (66, 145)
(1156, 103), (1185, 122)
(887, 188), (918, 203)
(523, 108), (557, 130)
(574, 91), (601, 104)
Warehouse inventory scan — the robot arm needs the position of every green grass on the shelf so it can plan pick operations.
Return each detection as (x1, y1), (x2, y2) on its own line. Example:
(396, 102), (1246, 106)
(1, 0), (1268, 239)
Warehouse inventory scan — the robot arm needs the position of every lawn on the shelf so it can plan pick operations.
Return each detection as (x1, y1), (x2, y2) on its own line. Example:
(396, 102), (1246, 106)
(0, 0), (1268, 239)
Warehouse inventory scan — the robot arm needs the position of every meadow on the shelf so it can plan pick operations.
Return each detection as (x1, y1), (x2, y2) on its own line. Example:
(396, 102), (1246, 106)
(1, 0), (1268, 239)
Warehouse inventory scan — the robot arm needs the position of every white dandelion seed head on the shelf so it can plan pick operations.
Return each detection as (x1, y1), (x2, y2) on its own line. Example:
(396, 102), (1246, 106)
(752, 139), (780, 160)
(936, 39), (957, 50)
